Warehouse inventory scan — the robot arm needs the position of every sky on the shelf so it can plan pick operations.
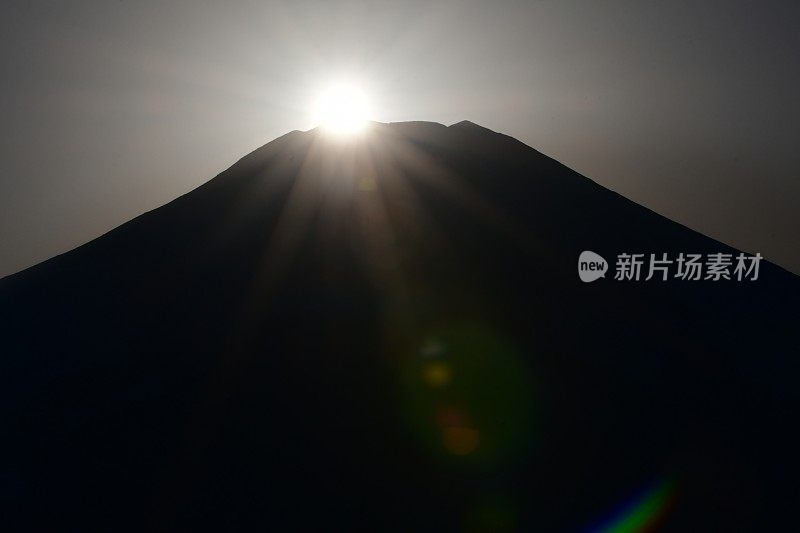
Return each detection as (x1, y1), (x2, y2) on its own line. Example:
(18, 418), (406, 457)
(1, 0), (799, 277)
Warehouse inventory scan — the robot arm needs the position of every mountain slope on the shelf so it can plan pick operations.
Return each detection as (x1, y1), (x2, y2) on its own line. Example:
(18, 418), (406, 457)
(1, 121), (798, 531)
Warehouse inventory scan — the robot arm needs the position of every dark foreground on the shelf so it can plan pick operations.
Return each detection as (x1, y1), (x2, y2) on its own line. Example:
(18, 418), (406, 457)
(2, 121), (798, 531)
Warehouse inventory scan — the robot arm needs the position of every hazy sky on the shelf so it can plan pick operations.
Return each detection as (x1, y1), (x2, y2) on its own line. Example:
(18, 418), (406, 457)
(2, 0), (799, 276)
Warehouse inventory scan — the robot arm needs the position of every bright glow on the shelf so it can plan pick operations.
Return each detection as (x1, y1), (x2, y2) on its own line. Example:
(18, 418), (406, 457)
(313, 84), (371, 134)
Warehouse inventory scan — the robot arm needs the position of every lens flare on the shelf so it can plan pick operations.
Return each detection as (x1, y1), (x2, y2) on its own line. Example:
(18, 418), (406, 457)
(399, 324), (536, 468)
(442, 426), (480, 455)
(590, 478), (676, 533)
(423, 362), (451, 388)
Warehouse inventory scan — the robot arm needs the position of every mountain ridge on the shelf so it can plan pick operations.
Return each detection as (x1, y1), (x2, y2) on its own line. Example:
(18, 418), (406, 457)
(2, 120), (794, 283)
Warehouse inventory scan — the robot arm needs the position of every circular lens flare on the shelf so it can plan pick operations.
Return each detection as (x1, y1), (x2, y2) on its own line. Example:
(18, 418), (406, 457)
(313, 84), (370, 134)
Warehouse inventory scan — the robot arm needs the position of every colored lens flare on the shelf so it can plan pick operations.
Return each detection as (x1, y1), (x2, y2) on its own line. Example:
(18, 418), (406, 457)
(591, 479), (676, 533)
(399, 323), (536, 467)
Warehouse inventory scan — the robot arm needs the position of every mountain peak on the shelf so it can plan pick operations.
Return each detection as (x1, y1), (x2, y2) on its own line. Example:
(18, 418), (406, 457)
(449, 119), (488, 130)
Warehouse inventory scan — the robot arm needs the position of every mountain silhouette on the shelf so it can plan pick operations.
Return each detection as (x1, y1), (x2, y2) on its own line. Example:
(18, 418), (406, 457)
(1, 121), (798, 531)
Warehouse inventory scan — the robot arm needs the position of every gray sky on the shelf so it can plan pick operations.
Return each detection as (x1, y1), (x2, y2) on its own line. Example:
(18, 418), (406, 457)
(2, 0), (799, 276)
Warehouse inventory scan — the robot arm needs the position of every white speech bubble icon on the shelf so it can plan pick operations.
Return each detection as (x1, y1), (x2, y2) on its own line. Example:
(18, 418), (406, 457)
(578, 251), (608, 282)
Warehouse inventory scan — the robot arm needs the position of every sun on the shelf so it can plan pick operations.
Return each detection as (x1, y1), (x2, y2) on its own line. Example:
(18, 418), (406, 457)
(313, 84), (371, 134)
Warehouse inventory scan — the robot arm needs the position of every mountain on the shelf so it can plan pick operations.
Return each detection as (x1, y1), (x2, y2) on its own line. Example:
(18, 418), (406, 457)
(1, 121), (798, 531)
